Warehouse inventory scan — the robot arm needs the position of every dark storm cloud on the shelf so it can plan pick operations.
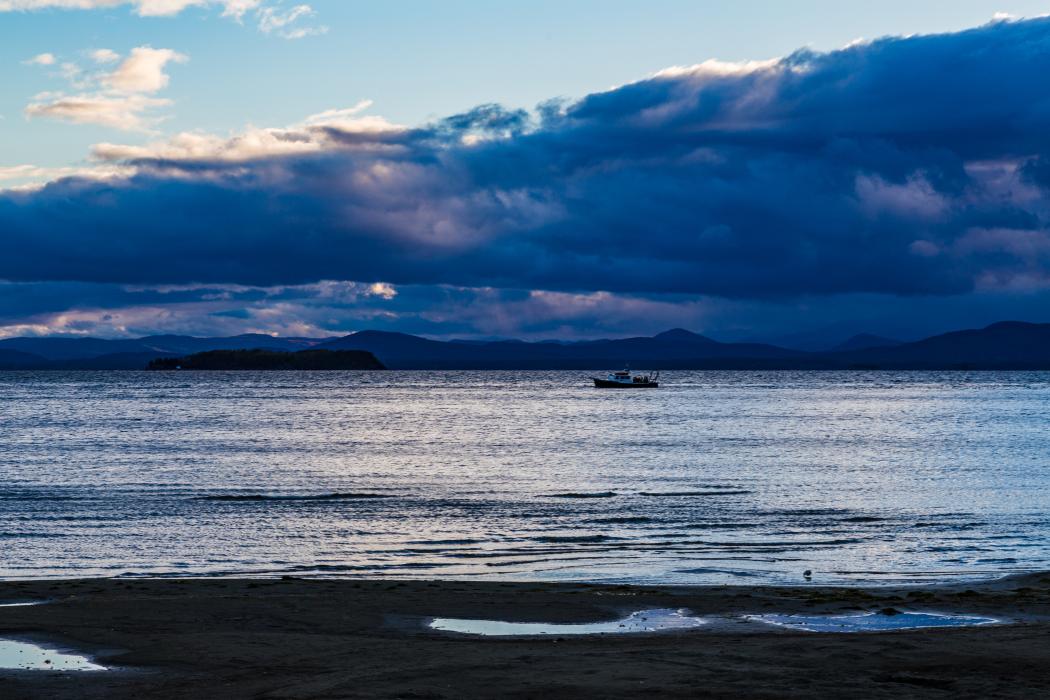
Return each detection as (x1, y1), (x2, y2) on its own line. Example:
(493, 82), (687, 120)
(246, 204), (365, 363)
(5, 17), (1050, 299)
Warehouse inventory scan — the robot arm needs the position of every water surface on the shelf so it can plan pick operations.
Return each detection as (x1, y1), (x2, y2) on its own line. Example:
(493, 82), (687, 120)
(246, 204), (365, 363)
(1, 370), (1048, 584)
(0, 639), (106, 671)
(431, 608), (705, 636)
(749, 611), (999, 632)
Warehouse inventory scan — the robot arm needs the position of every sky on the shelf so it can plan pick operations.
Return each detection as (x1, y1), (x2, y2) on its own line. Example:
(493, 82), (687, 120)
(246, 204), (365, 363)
(4, 1), (1050, 344)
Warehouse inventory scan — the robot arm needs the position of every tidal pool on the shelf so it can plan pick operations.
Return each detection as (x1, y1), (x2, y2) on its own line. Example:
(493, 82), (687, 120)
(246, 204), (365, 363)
(430, 608), (706, 636)
(748, 611), (998, 633)
(0, 639), (107, 671)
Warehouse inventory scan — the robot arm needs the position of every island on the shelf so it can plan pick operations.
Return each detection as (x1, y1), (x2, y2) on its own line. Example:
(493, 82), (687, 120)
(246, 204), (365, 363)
(147, 348), (385, 371)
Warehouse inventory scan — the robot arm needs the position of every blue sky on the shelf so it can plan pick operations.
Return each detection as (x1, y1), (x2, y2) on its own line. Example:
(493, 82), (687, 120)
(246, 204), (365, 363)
(4, 2), (1050, 343)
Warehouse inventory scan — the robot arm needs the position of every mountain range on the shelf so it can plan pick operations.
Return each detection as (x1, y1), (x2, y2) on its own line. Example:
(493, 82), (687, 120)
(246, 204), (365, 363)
(2, 321), (1049, 370)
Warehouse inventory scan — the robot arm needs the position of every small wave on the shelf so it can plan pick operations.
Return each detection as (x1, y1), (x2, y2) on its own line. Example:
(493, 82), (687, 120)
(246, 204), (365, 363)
(759, 508), (850, 516)
(0, 532), (66, 539)
(196, 492), (396, 502)
(531, 535), (620, 543)
(640, 490), (753, 497)
(590, 516), (654, 525)
(0, 495), (80, 502)
(548, 491), (617, 499)
(682, 522), (761, 530)
(701, 537), (866, 548)
(675, 567), (763, 578)
(841, 516), (886, 523)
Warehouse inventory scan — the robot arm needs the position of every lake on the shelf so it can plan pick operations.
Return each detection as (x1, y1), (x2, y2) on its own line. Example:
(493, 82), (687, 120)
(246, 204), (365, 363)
(1, 370), (1047, 584)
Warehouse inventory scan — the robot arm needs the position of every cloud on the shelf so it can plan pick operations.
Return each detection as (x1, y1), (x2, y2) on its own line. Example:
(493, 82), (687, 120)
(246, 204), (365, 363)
(25, 93), (172, 131)
(257, 3), (325, 39)
(0, 163), (131, 192)
(89, 100), (402, 162)
(90, 48), (120, 64)
(23, 45), (185, 130)
(8, 17), (1050, 322)
(0, 1), (318, 36)
(23, 52), (56, 66)
(105, 47), (187, 93)
(0, 1), (248, 17)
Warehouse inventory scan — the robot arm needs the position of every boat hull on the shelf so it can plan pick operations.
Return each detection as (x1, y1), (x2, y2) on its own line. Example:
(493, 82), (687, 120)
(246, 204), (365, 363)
(592, 378), (659, 388)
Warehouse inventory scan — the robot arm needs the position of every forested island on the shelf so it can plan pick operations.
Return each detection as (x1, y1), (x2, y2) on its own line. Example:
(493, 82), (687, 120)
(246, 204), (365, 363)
(147, 349), (385, 371)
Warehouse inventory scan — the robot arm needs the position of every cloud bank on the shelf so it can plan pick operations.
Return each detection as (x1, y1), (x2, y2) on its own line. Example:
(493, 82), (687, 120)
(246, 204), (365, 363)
(5, 17), (1050, 338)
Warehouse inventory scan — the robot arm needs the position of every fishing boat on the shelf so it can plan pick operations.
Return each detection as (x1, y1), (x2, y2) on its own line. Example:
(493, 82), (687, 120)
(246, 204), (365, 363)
(592, 369), (659, 388)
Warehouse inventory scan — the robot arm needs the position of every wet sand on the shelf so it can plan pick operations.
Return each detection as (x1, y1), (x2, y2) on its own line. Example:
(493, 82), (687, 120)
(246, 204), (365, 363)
(1, 573), (1049, 698)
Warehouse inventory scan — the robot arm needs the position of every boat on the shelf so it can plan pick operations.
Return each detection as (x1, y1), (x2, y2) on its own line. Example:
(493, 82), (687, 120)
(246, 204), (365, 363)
(592, 369), (659, 388)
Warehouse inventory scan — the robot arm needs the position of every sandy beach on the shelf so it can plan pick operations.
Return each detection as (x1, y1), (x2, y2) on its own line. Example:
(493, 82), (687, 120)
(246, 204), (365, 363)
(1, 573), (1049, 698)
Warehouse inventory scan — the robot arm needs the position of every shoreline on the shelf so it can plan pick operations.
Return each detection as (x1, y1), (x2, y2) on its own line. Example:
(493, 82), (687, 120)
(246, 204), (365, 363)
(2, 573), (1049, 698)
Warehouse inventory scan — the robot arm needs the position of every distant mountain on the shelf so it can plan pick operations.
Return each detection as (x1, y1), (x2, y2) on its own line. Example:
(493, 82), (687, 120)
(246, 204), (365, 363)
(4, 321), (1050, 370)
(0, 337), (156, 361)
(148, 349), (384, 371)
(833, 334), (903, 352)
(319, 329), (804, 369)
(835, 321), (1050, 369)
(0, 349), (47, 369)
(0, 334), (330, 362)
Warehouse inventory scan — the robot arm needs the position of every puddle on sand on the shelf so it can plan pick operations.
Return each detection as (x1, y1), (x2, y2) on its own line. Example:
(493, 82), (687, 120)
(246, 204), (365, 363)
(0, 639), (107, 671)
(430, 608), (706, 636)
(748, 611), (998, 633)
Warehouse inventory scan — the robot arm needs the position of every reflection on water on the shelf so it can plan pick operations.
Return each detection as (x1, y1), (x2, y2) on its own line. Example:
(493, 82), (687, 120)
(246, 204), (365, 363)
(748, 611), (999, 632)
(0, 639), (106, 671)
(430, 608), (706, 636)
(1, 370), (1050, 584)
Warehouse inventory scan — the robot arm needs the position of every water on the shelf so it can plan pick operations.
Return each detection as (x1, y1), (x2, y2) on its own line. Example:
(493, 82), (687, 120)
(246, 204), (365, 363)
(0, 639), (106, 671)
(1, 370), (1049, 584)
(748, 612), (999, 632)
(430, 608), (705, 636)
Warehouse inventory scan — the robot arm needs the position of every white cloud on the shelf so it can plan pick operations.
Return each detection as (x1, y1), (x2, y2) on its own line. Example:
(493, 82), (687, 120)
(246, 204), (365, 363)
(300, 100), (382, 128)
(92, 127), (324, 161)
(0, 162), (133, 191)
(24, 44), (185, 131)
(25, 93), (172, 131)
(106, 47), (187, 93)
(0, 164), (75, 181)
(0, 1), (321, 36)
(0, 1), (247, 17)
(91, 102), (403, 162)
(257, 3), (325, 39)
(90, 48), (120, 64)
(653, 58), (782, 79)
(219, 0), (259, 20)
(23, 52), (56, 66)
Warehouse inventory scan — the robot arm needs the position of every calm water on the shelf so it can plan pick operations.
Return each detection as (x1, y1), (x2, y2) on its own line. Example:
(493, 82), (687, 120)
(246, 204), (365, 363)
(1, 371), (1048, 585)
